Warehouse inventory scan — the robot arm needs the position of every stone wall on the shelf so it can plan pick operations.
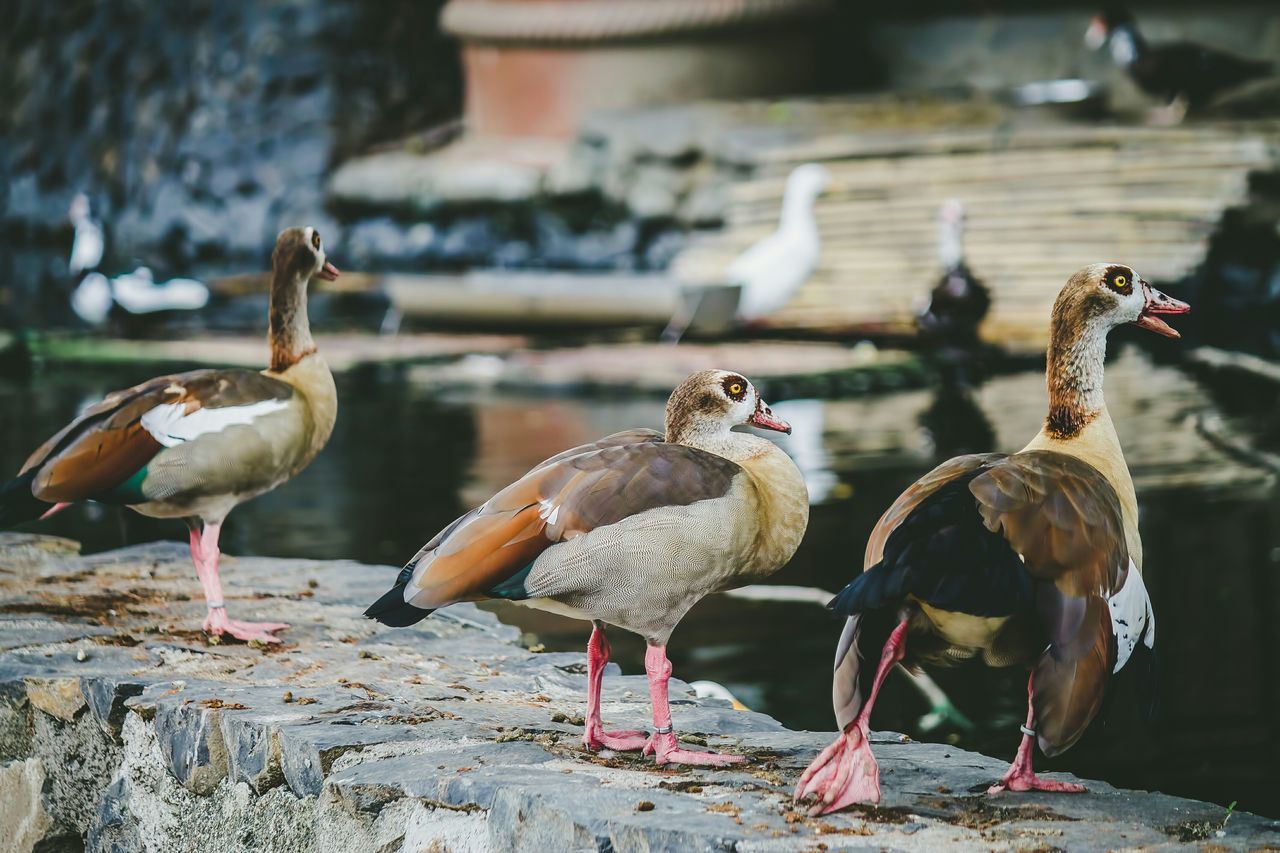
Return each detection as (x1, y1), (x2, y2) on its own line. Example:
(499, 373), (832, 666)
(1, 0), (459, 264)
(2, 534), (1278, 851)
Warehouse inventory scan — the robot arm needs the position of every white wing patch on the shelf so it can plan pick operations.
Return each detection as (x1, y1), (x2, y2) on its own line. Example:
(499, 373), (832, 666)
(537, 498), (560, 526)
(141, 399), (289, 448)
(1109, 558), (1155, 673)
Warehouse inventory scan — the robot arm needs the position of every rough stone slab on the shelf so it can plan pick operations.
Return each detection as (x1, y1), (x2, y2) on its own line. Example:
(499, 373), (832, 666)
(0, 757), (55, 850)
(152, 692), (231, 795)
(1, 534), (1277, 851)
(24, 676), (86, 722)
(81, 676), (147, 740)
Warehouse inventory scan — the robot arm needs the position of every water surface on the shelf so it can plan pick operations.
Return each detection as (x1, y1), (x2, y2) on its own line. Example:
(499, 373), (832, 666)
(1, 356), (1276, 816)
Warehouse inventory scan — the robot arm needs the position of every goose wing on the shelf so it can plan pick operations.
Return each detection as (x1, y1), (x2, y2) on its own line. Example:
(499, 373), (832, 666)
(366, 431), (742, 622)
(22, 369), (294, 504)
(831, 451), (1148, 753)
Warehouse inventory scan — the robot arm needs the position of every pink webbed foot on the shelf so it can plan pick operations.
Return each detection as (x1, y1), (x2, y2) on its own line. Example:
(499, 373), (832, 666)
(794, 721), (882, 814)
(987, 676), (1087, 796)
(987, 769), (1086, 795)
(203, 609), (290, 644)
(643, 731), (745, 766)
(583, 726), (650, 752)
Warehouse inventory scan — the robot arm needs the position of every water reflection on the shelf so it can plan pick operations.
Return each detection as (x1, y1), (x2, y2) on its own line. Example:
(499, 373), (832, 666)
(0, 354), (1276, 815)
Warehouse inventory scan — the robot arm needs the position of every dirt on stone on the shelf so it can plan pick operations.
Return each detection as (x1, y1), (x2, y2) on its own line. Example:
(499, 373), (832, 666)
(916, 796), (1076, 831)
(0, 588), (166, 623)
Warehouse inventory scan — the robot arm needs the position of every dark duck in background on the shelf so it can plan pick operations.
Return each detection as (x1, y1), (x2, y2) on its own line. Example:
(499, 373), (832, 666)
(1085, 8), (1272, 117)
(1, 227), (340, 644)
(796, 263), (1189, 814)
(916, 200), (996, 459)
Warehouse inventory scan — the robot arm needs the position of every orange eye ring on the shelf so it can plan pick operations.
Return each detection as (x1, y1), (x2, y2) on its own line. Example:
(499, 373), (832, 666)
(728, 383), (743, 395)
(311, 231), (321, 250)
(1114, 274), (1127, 288)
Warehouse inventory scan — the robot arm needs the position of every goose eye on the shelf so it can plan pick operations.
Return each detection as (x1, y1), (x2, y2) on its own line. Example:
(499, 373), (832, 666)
(1113, 274), (1127, 288)
(311, 231), (321, 250)
(728, 383), (743, 396)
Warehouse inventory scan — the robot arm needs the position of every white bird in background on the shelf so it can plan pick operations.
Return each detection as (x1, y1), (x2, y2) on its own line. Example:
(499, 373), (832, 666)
(663, 162), (830, 342)
(110, 267), (209, 315)
(67, 193), (105, 277)
(66, 190), (211, 327)
(71, 270), (211, 331)
(72, 267), (210, 326)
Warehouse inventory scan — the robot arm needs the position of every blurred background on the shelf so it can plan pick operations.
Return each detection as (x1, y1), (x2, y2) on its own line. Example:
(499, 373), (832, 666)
(2, 0), (1279, 817)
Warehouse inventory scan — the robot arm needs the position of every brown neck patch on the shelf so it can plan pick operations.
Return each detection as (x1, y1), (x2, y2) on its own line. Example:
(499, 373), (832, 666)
(1045, 404), (1099, 440)
(1043, 272), (1111, 440)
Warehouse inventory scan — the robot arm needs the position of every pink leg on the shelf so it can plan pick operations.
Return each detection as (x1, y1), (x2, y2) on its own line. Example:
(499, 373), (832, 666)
(582, 622), (649, 752)
(795, 619), (909, 814)
(39, 502), (72, 521)
(189, 521), (289, 644)
(987, 676), (1087, 795)
(640, 644), (745, 766)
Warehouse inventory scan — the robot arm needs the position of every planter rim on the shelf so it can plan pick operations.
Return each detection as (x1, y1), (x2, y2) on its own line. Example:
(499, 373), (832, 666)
(441, 0), (833, 45)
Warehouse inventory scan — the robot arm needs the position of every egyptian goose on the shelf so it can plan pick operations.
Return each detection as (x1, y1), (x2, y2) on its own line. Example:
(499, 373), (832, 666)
(663, 163), (829, 342)
(796, 263), (1189, 813)
(917, 200), (991, 349)
(366, 369), (809, 765)
(0, 227), (339, 644)
(1085, 9), (1271, 111)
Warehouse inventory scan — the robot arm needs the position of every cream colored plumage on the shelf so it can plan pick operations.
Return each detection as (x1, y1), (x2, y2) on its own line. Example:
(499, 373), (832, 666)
(368, 369), (809, 765)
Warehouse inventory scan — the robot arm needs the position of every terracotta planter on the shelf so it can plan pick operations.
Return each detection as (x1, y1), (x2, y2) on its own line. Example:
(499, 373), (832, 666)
(441, 0), (834, 137)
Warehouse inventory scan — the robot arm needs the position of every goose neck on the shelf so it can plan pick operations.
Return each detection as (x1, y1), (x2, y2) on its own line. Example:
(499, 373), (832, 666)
(269, 271), (314, 372)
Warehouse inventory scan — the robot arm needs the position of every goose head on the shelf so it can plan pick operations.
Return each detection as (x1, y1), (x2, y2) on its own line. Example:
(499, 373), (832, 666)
(1085, 9), (1140, 64)
(666, 369), (791, 447)
(1054, 263), (1189, 340)
(68, 193), (92, 226)
(785, 163), (830, 205)
(272, 226), (340, 284)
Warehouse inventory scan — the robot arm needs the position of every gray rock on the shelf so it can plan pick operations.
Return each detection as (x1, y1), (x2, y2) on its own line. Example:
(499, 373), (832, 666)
(81, 677), (147, 741)
(0, 536), (1276, 851)
(153, 691), (230, 795)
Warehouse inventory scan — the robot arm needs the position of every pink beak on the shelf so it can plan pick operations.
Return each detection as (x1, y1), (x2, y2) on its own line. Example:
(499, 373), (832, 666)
(748, 400), (792, 434)
(1132, 281), (1190, 339)
(315, 261), (340, 282)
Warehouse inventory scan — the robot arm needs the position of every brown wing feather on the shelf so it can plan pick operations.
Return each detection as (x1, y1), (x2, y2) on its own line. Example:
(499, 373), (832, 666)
(404, 436), (741, 611)
(21, 369), (293, 503)
(835, 454), (999, 727)
(861, 454), (1001, 569)
(968, 450), (1128, 754)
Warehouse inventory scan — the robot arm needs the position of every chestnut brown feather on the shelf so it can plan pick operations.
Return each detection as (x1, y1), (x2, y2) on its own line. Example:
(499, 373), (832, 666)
(22, 370), (292, 504)
(837, 450), (1131, 755)
(401, 437), (742, 612)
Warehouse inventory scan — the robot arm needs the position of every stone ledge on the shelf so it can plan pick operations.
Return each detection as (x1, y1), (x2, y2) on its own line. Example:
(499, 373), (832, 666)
(0, 534), (1276, 851)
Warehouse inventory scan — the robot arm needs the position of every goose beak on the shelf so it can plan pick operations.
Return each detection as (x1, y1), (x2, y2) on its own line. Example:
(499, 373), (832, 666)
(1133, 281), (1190, 338)
(748, 400), (792, 434)
(1084, 16), (1108, 49)
(316, 261), (340, 282)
